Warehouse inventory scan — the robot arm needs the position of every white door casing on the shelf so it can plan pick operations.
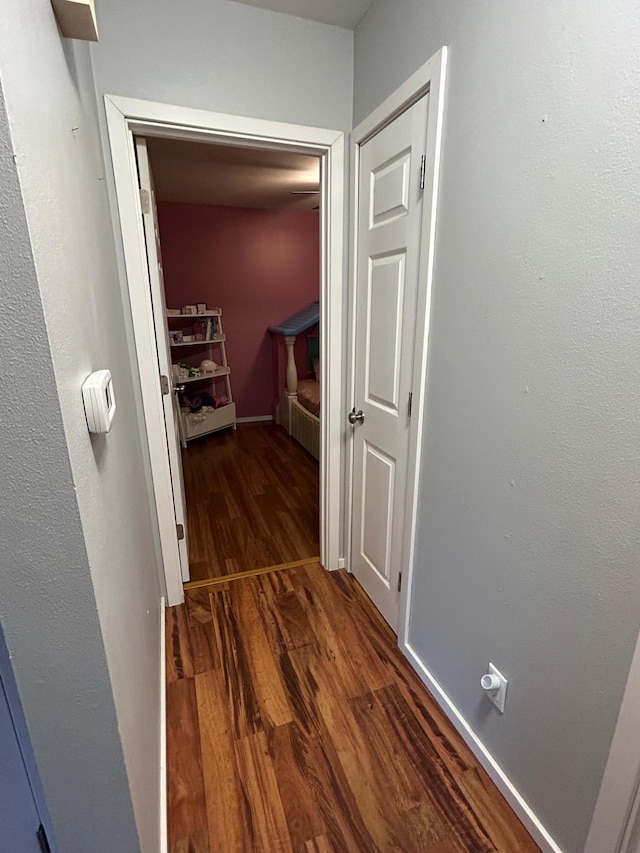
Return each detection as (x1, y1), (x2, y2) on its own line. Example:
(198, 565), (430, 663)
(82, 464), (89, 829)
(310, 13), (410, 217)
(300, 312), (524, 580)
(350, 94), (430, 629)
(105, 97), (344, 605)
(135, 136), (190, 583)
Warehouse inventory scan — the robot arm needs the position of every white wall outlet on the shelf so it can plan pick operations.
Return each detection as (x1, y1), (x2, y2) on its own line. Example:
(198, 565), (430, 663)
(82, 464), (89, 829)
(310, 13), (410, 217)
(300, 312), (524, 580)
(481, 662), (508, 713)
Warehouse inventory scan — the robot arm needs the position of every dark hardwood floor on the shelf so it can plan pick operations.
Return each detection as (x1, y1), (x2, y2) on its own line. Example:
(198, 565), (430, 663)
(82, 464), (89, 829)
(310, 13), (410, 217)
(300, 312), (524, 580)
(166, 562), (540, 852)
(182, 423), (319, 582)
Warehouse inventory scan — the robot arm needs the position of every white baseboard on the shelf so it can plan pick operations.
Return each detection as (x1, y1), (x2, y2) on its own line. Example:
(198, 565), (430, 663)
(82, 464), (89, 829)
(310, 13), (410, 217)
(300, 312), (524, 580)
(159, 596), (168, 853)
(236, 415), (273, 424)
(402, 641), (563, 853)
(338, 557), (346, 570)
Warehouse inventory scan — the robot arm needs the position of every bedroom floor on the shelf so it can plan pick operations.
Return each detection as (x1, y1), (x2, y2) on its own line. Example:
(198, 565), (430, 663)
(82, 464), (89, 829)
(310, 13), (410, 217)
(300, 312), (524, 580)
(166, 561), (540, 852)
(182, 422), (320, 582)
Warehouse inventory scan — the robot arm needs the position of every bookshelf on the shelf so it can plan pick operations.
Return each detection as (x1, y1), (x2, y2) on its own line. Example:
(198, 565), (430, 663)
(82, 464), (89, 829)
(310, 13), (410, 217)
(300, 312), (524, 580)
(168, 308), (236, 446)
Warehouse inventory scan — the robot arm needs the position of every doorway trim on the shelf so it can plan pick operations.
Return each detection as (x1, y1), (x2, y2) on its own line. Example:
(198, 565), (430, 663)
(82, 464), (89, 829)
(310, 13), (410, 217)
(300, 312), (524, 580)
(104, 96), (344, 606)
(346, 47), (447, 636)
(584, 626), (640, 853)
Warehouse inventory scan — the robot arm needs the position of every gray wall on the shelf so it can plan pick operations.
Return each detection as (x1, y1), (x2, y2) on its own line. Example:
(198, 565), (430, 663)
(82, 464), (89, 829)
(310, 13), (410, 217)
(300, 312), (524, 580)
(355, 2), (640, 851)
(91, 0), (353, 130)
(0, 85), (138, 853)
(90, 0), (354, 563)
(0, 2), (163, 851)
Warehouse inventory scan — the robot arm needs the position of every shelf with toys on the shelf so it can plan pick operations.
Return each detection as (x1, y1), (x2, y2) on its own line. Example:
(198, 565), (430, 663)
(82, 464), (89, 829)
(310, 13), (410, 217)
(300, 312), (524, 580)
(167, 305), (236, 447)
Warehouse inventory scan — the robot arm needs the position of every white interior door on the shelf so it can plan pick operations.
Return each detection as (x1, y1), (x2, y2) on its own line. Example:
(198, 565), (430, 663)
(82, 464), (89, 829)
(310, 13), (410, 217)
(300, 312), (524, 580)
(350, 94), (430, 629)
(135, 136), (190, 583)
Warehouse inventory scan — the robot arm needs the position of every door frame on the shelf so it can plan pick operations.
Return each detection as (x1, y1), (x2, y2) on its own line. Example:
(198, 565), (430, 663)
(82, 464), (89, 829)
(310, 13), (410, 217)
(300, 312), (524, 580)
(104, 95), (345, 606)
(346, 48), (447, 640)
(585, 625), (640, 853)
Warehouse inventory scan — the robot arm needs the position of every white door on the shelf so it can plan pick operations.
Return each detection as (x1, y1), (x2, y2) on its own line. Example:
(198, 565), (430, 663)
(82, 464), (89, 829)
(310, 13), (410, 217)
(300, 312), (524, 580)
(350, 94), (430, 629)
(135, 137), (190, 583)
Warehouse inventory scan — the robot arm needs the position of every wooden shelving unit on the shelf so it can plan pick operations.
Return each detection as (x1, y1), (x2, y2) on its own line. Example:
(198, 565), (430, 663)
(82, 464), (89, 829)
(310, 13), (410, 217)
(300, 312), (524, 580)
(168, 309), (236, 447)
(170, 335), (226, 347)
(178, 367), (231, 385)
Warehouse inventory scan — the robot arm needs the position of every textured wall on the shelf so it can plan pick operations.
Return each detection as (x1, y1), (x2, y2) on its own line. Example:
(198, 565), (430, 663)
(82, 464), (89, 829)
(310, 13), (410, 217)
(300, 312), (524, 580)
(158, 202), (320, 419)
(0, 84), (139, 852)
(354, 2), (640, 851)
(0, 2), (164, 851)
(91, 0), (351, 556)
(91, 0), (353, 130)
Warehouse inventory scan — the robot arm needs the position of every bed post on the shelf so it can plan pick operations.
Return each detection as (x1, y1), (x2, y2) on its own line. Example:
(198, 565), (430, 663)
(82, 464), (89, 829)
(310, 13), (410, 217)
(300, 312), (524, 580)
(284, 336), (298, 397)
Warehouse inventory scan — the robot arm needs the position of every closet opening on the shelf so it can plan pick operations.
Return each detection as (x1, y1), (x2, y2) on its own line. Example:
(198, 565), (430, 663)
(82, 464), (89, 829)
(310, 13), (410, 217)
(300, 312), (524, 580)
(144, 136), (322, 584)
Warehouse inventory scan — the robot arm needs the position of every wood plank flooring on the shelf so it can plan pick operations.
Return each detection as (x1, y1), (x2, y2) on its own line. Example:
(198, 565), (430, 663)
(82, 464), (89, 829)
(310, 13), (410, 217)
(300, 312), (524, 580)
(182, 423), (319, 582)
(166, 563), (540, 852)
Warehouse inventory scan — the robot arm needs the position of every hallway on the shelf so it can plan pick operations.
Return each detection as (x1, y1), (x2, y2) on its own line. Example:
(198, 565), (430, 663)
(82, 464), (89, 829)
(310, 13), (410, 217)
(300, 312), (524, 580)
(166, 563), (539, 852)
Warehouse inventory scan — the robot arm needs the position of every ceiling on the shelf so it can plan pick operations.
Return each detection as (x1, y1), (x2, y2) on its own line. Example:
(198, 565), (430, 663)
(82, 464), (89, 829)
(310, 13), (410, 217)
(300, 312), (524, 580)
(228, 0), (374, 29)
(147, 137), (320, 211)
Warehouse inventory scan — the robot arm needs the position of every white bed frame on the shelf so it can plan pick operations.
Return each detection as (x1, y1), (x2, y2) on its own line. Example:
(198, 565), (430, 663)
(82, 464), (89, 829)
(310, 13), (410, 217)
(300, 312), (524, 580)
(277, 335), (320, 460)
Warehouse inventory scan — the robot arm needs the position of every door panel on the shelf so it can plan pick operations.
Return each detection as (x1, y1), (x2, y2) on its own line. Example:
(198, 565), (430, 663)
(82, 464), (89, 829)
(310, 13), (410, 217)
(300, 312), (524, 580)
(366, 253), (406, 412)
(371, 150), (411, 225)
(136, 137), (190, 583)
(351, 94), (430, 629)
(361, 440), (395, 585)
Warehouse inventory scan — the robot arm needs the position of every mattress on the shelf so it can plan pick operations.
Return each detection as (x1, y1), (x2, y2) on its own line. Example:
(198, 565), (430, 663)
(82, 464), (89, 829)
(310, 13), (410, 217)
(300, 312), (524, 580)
(297, 380), (320, 418)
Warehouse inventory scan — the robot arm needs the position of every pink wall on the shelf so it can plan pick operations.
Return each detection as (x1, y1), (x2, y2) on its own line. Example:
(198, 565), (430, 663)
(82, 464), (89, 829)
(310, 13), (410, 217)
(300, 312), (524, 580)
(157, 202), (320, 419)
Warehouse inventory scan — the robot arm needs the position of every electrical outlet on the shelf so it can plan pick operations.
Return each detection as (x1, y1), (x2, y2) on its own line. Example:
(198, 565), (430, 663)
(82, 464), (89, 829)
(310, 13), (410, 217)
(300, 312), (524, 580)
(482, 662), (508, 713)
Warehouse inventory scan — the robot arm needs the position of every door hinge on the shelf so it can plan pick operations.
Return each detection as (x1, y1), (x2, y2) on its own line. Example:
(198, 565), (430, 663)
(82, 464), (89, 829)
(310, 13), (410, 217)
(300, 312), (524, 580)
(139, 187), (151, 214)
(408, 391), (413, 418)
(37, 825), (51, 853)
(419, 154), (426, 191)
(160, 374), (170, 395)
(397, 571), (403, 593)
(176, 523), (185, 541)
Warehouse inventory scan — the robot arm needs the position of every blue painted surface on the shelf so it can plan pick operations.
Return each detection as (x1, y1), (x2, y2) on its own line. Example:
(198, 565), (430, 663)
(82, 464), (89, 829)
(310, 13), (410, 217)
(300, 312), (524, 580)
(0, 627), (56, 853)
(0, 674), (42, 851)
(268, 301), (320, 336)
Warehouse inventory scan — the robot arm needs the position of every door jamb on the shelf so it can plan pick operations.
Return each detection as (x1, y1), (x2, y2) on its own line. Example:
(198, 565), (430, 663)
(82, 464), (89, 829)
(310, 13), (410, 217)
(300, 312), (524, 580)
(585, 626), (640, 853)
(346, 48), (447, 640)
(104, 96), (344, 606)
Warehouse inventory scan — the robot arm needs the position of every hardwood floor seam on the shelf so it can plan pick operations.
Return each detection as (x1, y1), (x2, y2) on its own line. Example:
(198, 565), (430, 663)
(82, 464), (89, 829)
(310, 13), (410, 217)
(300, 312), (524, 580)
(184, 557), (321, 590)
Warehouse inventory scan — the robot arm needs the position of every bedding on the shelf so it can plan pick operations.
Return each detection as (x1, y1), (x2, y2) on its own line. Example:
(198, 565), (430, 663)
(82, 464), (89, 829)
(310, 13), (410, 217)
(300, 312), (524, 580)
(296, 379), (320, 418)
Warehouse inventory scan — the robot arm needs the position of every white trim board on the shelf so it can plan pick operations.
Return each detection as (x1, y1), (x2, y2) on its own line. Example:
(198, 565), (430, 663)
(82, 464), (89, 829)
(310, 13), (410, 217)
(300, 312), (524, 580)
(585, 623), (640, 853)
(236, 415), (274, 424)
(159, 596), (167, 853)
(403, 643), (563, 853)
(104, 96), (344, 605)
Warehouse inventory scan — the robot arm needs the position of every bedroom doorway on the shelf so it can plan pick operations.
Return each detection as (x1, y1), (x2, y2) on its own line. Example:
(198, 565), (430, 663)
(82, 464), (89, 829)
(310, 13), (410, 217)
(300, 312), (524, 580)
(106, 97), (344, 605)
(139, 135), (322, 585)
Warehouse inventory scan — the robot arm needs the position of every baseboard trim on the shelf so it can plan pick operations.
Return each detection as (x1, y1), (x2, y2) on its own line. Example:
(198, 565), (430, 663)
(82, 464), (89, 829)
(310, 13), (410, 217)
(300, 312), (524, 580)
(337, 557), (346, 570)
(236, 415), (274, 424)
(160, 596), (168, 853)
(403, 641), (563, 853)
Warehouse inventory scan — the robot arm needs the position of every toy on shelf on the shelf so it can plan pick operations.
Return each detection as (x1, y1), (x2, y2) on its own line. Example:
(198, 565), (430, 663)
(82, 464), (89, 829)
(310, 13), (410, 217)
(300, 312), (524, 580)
(166, 306), (236, 445)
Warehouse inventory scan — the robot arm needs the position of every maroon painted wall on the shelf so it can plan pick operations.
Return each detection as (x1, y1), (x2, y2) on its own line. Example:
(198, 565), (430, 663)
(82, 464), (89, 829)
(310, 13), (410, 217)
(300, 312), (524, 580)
(157, 202), (320, 419)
